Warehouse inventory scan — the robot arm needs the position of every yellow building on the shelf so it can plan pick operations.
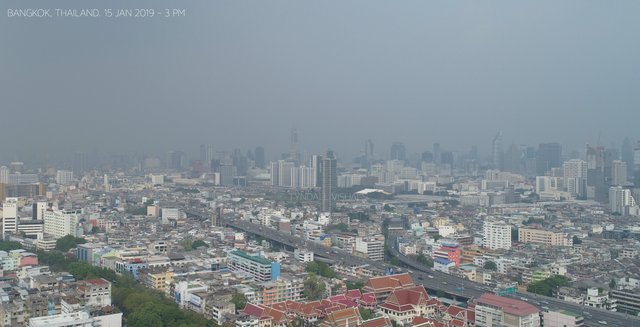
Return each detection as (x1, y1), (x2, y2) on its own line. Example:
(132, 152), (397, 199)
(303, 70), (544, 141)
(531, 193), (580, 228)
(147, 270), (174, 290)
(518, 228), (566, 246)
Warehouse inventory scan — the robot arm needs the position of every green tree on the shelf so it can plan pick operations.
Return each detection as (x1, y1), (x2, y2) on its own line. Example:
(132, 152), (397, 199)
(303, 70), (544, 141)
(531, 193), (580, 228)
(0, 241), (23, 251)
(55, 235), (87, 252)
(304, 274), (326, 300)
(358, 307), (374, 320)
(609, 279), (616, 289)
(305, 261), (337, 278)
(191, 240), (209, 249)
(416, 254), (434, 268)
(572, 235), (582, 245)
(527, 275), (571, 296)
(345, 280), (364, 291)
(327, 223), (348, 232)
(383, 204), (394, 212)
(231, 292), (247, 312)
(180, 238), (194, 251)
(483, 261), (498, 271)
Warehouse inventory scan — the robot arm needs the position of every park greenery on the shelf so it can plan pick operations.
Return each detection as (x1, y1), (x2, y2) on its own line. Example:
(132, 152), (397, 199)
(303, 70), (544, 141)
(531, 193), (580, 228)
(527, 275), (571, 296)
(55, 235), (87, 252)
(303, 273), (326, 300)
(191, 239), (209, 249)
(305, 261), (337, 278)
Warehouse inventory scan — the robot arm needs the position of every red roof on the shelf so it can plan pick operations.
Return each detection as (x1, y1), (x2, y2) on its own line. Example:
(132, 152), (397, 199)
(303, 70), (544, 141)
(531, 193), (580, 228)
(360, 316), (392, 327)
(364, 273), (414, 292)
(478, 294), (539, 316)
(85, 278), (109, 286)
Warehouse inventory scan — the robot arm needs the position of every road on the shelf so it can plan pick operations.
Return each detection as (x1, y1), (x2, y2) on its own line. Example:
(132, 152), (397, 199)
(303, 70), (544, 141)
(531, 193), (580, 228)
(225, 218), (640, 326)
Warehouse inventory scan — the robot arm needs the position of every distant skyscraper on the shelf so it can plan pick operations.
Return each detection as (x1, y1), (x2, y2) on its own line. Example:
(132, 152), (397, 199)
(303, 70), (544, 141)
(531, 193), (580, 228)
(441, 151), (454, 167)
(536, 143), (562, 175)
(491, 132), (504, 171)
(233, 149), (248, 176)
(219, 164), (236, 186)
(165, 151), (186, 170)
(289, 127), (301, 164)
(622, 137), (634, 178)
(56, 170), (74, 186)
(586, 145), (607, 202)
(364, 139), (374, 168)
(390, 142), (406, 161)
(421, 151), (433, 163)
(311, 155), (323, 187)
(321, 151), (337, 212)
(609, 186), (638, 215)
(634, 141), (640, 186)
(503, 144), (522, 173)
(433, 143), (441, 165)
(0, 166), (9, 184)
(72, 152), (88, 175)
(200, 144), (214, 171)
(611, 160), (627, 186)
(270, 161), (279, 186)
(563, 159), (587, 198)
(254, 146), (266, 169)
(469, 145), (478, 161)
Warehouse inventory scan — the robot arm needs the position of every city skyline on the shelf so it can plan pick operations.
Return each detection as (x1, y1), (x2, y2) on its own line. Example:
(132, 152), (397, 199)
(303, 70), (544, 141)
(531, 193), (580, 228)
(3, 0), (640, 160)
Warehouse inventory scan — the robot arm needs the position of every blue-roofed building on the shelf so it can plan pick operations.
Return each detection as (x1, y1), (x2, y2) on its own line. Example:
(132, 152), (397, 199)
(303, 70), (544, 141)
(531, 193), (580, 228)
(433, 257), (455, 273)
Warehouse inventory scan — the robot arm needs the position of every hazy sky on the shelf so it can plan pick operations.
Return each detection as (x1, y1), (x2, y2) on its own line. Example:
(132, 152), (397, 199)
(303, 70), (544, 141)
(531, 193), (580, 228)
(2, 0), (640, 162)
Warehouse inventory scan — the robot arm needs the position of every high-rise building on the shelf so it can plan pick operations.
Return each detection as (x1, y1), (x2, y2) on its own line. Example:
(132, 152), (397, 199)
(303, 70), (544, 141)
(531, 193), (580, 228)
(622, 137), (634, 179)
(365, 139), (374, 162)
(32, 201), (48, 220)
(536, 143), (562, 175)
(390, 142), (406, 161)
(0, 166), (9, 184)
(278, 161), (295, 188)
(586, 146), (607, 202)
(72, 152), (88, 175)
(634, 141), (640, 186)
(609, 186), (638, 216)
(2, 197), (18, 236)
(165, 151), (186, 170)
(289, 127), (301, 164)
(200, 144), (214, 171)
(433, 143), (441, 165)
(483, 220), (512, 250)
(254, 146), (266, 169)
(503, 144), (522, 173)
(43, 209), (81, 239)
(219, 164), (236, 186)
(492, 132), (504, 171)
(270, 161), (279, 186)
(321, 151), (337, 212)
(311, 155), (323, 187)
(56, 170), (74, 186)
(563, 159), (587, 198)
(611, 160), (627, 186)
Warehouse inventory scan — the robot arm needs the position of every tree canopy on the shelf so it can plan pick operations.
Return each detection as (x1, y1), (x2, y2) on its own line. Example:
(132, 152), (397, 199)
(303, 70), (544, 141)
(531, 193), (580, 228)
(55, 235), (87, 252)
(305, 261), (337, 278)
(527, 275), (571, 296)
(483, 261), (498, 271)
(304, 274), (326, 300)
